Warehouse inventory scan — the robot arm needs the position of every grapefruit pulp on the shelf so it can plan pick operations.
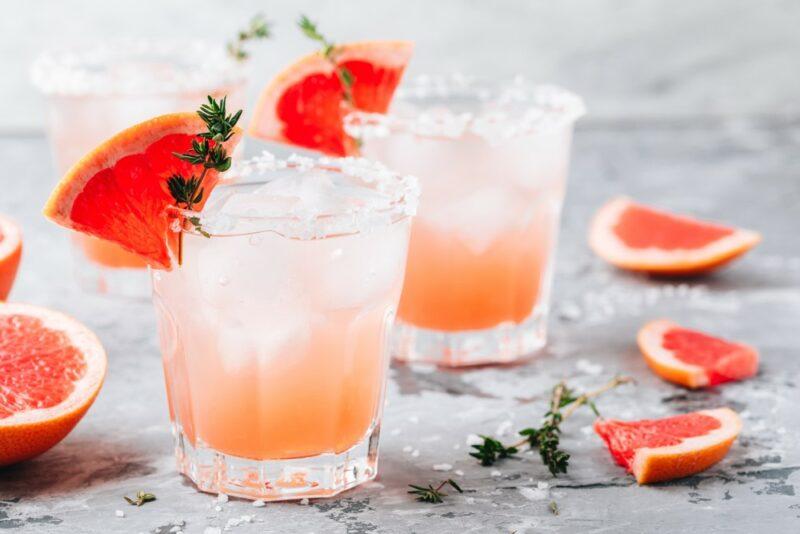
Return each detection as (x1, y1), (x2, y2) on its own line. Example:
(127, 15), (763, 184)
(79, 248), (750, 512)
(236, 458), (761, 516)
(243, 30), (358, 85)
(638, 319), (758, 388)
(43, 113), (242, 269)
(0, 215), (22, 300)
(0, 303), (106, 466)
(249, 41), (413, 156)
(594, 407), (741, 484)
(589, 197), (760, 275)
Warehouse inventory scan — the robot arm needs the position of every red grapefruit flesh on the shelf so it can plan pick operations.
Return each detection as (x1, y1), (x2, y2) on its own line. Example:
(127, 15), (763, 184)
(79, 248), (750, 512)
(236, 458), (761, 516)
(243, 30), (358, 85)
(589, 197), (760, 275)
(638, 319), (759, 388)
(0, 215), (22, 300)
(43, 113), (242, 269)
(0, 303), (106, 466)
(249, 41), (413, 156)
(594, 408), (741, 484)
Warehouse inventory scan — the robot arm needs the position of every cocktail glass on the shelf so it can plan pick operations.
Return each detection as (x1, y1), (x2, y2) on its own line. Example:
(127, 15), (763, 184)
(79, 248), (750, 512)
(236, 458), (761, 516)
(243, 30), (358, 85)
(151, 153), (418, 500)
(32, 40), (247, 298)
(348, 76), (584, 366)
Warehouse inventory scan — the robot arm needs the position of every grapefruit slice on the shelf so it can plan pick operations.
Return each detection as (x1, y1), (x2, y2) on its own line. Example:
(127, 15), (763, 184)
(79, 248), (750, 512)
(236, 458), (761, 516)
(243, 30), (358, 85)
(594, 408), (741, 484)
(638, 319), (758, 388)
(0, 215), (22, 300)
(249, 40), (413, 156)
(0, 303), (106, 466)
(589, 197), (760, 275)
(43, 113), (242, 269)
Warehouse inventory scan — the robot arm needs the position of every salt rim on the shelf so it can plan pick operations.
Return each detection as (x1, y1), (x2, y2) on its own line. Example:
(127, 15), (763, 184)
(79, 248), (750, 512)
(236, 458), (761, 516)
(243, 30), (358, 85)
(31, 39), (246, 97)
(345, 74), (585, 142)
(181, 151), (419, 240)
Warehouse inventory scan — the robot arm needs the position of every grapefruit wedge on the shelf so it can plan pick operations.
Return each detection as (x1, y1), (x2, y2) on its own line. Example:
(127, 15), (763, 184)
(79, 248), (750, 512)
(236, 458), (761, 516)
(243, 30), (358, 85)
(0, 215), (22, 300)
(594, 408), (741, 484)
(249, 40), (413, 156)
(0, 303), (106, 466)
(589, 197), (760, 275)
(43, 112), (242, 269)
(638, 319), (758, 389)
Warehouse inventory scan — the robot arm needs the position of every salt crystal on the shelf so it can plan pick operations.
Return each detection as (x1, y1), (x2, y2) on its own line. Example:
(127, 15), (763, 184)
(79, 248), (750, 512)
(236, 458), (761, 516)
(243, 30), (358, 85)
(466, 434), (483, 446)
(490, 470), (502, 477)
(576, 358), (603, 376)
(204, 528), (222, 534)
(170, 527), (182, 533)
(537, 481), (549, 490)
(519, 486), (549, 501)
(495, 420), (513, 436)
(300, 498), (310, 505)
(402, 445), (413, 453)
(411, 449), (420, 457)
(252, 500), (266, 508)
(432, 463), (452, 472)
(465, 497), (475, 505)
(214, 505), (222, 512)
(454, 470), (464, 476)
(115, 510), (125, 518)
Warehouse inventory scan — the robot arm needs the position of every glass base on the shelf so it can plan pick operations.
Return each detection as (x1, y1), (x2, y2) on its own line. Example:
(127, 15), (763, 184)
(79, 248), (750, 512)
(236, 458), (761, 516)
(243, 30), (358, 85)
(392, 308), (547, 367)
(73, 254), (151, 300)
(172, 424), (380, 501)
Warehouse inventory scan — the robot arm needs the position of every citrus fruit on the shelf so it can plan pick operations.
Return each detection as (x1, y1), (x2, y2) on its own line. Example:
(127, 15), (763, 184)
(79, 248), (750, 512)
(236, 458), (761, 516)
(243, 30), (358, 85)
(43, 113), (242, 269)
(594, 407), (741, 484)
(248, 41), (413, 156)
(638, 319), (759, 388)
(0, 303), (106, 466)
(0, 215), (22, 300)
(588, 197), (760, 275)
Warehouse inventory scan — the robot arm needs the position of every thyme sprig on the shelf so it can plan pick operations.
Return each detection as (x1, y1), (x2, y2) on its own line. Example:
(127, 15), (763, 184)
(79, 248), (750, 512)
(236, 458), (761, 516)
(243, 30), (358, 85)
(227, 13), (271, 61)
(124, 491), (156, 506)
(168, 95), (241, 241)
(470, 376), (632, 476)
(297, 14), (354, 103)
(408, 479), (463, 504)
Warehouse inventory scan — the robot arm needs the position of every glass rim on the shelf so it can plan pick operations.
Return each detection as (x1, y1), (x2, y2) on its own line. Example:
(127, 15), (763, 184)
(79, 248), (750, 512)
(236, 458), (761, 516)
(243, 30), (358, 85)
(30, 38), (248, 98)
(345, 74), (585, 141)
(177, 151), (419, 239)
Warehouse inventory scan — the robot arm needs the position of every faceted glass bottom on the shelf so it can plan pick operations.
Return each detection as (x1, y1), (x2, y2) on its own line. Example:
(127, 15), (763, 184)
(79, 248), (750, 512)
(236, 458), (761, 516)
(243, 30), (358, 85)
(392, 307), (548, 367)
(172, 424), (380, 501)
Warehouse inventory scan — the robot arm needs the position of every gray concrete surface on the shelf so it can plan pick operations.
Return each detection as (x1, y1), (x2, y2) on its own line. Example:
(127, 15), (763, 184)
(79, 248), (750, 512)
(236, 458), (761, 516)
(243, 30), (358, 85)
(0, 115), (798, 532)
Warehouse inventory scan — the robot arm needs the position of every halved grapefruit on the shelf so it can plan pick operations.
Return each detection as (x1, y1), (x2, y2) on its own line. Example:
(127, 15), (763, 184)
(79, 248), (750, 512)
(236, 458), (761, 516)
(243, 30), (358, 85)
(43, 113), (242, 269)
(249, 41), (413, 156)
(638, 319), (758, 389)
(0, 303), (106, 466)
(0, 215), (22, 300)
(594, 408), (741, 484)
(589, 197), (760, 275)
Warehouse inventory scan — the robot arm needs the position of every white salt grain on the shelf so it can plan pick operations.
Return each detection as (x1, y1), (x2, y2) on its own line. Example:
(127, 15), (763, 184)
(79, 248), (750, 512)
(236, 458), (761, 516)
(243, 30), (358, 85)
(490, 470), (502, 477)
(411, 449), (420, 457)
(432, 463), (452, 472)
(300, 498), (310, 505)
(216, 493), (229, 503)
(115, 510), (125, 518)
(466, 434), (483, 446)
(402, 445), (413, 453)
(495, 420), (513, 436)
(252, 500), (266, 508)
(454, 470), (464, 476)
(575, 358), (603, 376)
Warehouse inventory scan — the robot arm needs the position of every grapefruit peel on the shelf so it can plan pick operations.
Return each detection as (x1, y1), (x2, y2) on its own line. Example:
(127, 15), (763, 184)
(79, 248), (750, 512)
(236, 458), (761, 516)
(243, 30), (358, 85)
(594, 407), (741, 484)
(638, 319), (759, 389)
(589, 197), (760, 275)
(0, 303), (106, 466)
(0, 215), (22, 300)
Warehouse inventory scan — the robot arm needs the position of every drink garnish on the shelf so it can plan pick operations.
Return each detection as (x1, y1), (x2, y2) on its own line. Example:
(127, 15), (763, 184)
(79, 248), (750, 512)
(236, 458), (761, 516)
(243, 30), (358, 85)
(227, 14), (271, 61)
(470, 376), (632, 476)
(168, 95), (242, 243)
(297, 14), (354, 104)
(123, 491), (157, 506)
(408, 479), (463, 504)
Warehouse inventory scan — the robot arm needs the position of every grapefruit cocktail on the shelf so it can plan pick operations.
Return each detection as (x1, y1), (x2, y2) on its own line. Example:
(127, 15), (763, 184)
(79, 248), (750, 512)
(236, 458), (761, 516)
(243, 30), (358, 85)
(32, 40), (247, 297)
(351, 77), (584, 366)
(152, 153), (417, 499)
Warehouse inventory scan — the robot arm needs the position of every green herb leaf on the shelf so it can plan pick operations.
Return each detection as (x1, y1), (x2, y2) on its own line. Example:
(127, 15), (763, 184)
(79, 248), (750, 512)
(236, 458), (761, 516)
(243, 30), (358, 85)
(227, 13), (271, 62)
(469, 435), (518, 466)
(408, 479), (463, 504)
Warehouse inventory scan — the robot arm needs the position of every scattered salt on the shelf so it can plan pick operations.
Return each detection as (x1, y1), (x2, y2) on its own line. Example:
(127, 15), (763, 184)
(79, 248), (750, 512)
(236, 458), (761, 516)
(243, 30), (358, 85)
(433, 463), (452, 472)
(575, 358), (603, 376)
(466, 434), (483, 446)
(115, 510), (125, 518)
(170, 527), (182, 533)
(519, 485), (549, 501)
(411, 449), (420, 458)
(454, 470), (465, 477)
(214, 505), (222, 512)
(252, 500), (266, 508)
(300, 498), (310, 505)
(216, 493), (229, 503)
(495, 420), (514, 436)
(402, 445), (413, 453)
(204, 528), (222, 534)
(491, 470), (502, 477)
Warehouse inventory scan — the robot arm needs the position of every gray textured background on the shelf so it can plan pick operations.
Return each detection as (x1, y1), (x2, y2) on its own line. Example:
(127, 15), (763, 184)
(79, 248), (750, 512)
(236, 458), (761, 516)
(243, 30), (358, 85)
(2, 1), (799, 533)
